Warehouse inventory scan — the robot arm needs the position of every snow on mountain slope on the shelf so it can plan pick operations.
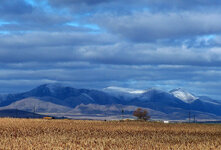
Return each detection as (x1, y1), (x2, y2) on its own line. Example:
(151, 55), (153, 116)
(104, 86), (146, 94)
(103, 86), (146, 100)
(170, 88), (198, 103)
(138, 88), (167, 101)
(1, 84), (221, 119)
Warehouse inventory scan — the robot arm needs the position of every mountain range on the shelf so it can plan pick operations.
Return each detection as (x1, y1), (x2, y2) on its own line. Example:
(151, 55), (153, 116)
(0, 83), (221, 120)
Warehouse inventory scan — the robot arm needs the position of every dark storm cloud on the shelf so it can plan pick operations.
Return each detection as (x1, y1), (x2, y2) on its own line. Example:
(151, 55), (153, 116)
(1, 64), (221, 84)
(47, 0), (221, 12)
(0, 32), (115, 48)
(0, 32), (221, 66)
(141, 0), (221, 11)
(93, 12), (221, 42)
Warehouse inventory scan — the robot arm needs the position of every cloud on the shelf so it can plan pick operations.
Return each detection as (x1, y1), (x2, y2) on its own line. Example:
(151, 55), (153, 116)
(0, 31), (221, 67)
(49, 0), (110, 6)
(72, 43), (221, 66)
(47, 0), (221, 13)
(93, 12), (221, 42)
(0, 63), (221, 99)
(0, 0), (33, 15)
(0, 31), (115, 48)
(141, 0), (221, 11)
(0, 0), (221, 100)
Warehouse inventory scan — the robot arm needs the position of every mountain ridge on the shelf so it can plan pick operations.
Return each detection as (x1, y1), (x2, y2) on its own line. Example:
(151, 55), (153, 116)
(0, 83), (220, 120)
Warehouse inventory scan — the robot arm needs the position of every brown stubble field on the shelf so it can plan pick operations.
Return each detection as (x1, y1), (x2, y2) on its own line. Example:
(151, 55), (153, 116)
(0, 118), (221, 150)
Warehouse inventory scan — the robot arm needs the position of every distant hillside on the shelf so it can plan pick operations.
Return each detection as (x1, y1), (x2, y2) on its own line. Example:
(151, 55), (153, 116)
(0, 109), (46, 118)
(3, 97), (72, 113)
(0, 83), (220, 120)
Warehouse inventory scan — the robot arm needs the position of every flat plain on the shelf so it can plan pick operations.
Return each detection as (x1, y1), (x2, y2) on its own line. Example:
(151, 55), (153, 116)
(0, 118), (221, 150)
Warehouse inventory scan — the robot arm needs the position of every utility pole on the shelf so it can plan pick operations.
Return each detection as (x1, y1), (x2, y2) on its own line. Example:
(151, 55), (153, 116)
(121, 109), (124, 120)
(193, 115), (196, 123)
(16, 107), (18, 118)
(188, 112), (191, 123)
(104, 111), (107, 121)
(33, 105), (36, 118)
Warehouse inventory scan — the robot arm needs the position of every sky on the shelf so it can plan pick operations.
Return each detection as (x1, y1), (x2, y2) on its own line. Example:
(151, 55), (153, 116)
(0, 0), (221, 99)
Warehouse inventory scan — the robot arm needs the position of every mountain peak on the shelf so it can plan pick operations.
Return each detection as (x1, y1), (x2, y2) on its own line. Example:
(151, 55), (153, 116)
(170, 88), (198, 103)
(44, 83), (65, 92)
(27, 83), (70, 97)
(170, 88), (185, 93)
(36, 83), (68, 93)
(0, 84), (221, 120)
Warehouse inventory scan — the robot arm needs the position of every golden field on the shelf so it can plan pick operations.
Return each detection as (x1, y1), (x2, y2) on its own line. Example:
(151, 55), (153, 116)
(0, 118), (221, 150)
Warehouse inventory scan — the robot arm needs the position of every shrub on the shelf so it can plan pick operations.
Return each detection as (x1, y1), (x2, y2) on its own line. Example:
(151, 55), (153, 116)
(133, 108), (150, 121)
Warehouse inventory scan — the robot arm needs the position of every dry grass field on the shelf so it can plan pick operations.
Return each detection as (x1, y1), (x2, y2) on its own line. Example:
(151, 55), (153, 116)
(0, 118), (221, 150)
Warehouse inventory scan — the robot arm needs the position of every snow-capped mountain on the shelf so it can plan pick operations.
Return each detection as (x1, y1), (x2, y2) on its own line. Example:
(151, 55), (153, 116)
(0, 84), (221, 120)
(0, 84), (120, 107)
(170, 88), (198, 103)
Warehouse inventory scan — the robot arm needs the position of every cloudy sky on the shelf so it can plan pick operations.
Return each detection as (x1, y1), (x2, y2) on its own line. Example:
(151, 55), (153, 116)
(0, 0), (221, 99)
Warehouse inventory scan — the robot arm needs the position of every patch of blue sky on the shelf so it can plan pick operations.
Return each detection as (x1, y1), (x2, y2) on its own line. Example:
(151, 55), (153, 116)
(0, 20), (18, 26)
(205, 35), (216, 40)
(65, 22), (80, 27)
(0, 21), (10, 26)
(85, 24), (103, 34)
(197, 34), (216, 43)
(84, 24), (100, 30)
(25, 0), (37, 6)
(41, 1), (54, 13)
(65, 22), (102, 33)
(0, 31), (10, 35)
(131, 6), (150, 13)
(26, 0), (54, 13)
